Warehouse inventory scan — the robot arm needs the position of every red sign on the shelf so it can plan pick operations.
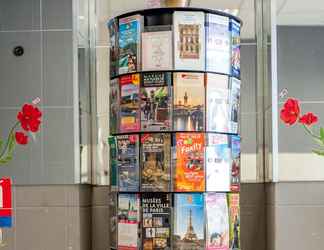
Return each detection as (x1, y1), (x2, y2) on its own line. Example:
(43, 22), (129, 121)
(0, 178), (12, 227)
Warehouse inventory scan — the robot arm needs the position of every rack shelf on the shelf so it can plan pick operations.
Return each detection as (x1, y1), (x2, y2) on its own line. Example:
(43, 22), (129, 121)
(108, 7), (242, 250)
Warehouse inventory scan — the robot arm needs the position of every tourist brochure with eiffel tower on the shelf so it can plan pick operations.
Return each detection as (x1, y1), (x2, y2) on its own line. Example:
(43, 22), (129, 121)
(173, 193), (205, 250)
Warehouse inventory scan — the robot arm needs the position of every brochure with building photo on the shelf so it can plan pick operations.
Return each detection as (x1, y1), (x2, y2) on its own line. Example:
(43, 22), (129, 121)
(173, 11), (205, 70)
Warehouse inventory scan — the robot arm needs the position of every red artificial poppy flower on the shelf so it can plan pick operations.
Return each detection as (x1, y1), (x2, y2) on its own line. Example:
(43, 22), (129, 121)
(299, 112), (318, 126)
(17, 104), (42, 132)
(15, 131), (28, 145)
(280, 98), (300, 126)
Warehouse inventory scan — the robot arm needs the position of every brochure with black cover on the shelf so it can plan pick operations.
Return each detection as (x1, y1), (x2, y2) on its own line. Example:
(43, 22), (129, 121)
(142, 193), (171, 250)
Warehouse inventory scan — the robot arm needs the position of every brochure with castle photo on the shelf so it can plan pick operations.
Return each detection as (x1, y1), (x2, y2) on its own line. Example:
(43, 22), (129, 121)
(173, 72), (205, 131)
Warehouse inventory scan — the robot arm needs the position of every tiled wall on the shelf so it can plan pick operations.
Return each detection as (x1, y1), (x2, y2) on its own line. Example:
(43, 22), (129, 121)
(241, 183), (266, 250)
(266, 182), (324, 250)
(0, 0), (77, 184)
(1, 185), (91, 250)
(0, 0), (88, 248)
(91, 186), (110, 250)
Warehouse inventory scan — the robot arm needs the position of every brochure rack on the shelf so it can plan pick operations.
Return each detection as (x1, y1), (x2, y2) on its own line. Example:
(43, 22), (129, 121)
(108, 7), (242, 250)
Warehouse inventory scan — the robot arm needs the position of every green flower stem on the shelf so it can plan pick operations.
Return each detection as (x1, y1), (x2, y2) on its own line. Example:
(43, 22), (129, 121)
(0, 122), (19, 162)
(302, 124), (321, 140)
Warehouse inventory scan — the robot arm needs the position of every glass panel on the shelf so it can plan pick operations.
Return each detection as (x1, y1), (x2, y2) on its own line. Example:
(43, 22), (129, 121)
(276, 0), (324, 181)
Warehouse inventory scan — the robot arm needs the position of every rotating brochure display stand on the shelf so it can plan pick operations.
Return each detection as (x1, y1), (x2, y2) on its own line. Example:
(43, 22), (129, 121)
(108, 7), (242, 250)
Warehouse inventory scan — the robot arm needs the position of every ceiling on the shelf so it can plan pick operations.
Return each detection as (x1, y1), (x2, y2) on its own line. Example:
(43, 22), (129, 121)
(190, 0), (255, 39)
(277, 0), (324, 26)
(106, 0), (255, 39)
(102, 0), (324, 40)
